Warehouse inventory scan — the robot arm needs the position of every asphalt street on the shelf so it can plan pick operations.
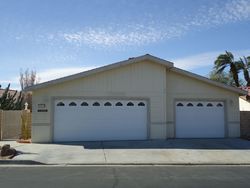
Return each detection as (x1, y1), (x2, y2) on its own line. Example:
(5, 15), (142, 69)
(0, 165), (250, 188)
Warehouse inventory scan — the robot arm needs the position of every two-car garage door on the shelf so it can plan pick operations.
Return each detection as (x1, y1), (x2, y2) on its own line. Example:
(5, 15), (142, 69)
(175, 101), (225, 138)
(54, 99), (147, 142)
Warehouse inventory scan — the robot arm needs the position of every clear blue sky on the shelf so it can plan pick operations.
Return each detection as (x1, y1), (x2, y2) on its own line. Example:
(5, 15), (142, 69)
(1, 0), (250, 89)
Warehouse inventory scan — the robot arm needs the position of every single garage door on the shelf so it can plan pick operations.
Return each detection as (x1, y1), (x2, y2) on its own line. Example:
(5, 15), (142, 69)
(54, 99), (147, 141)
(175, 101), (225, 138)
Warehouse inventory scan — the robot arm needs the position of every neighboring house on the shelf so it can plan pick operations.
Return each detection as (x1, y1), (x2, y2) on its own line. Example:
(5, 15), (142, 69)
(239, 87), (250, 111)
(26, 54), (247, 143)
(241, 86), (250, 100)
(239, 97), (250, 111)
(239, 87), (250, 137)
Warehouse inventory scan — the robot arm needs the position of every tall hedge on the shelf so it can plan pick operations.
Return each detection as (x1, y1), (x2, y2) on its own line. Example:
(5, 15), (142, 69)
(0, 84), (24, 110)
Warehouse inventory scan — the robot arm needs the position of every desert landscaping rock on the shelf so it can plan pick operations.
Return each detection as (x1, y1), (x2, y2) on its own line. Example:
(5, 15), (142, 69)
(0, 144), (17, 159)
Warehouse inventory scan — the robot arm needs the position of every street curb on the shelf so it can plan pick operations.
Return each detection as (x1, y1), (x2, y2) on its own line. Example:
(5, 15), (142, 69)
(1, 160), (250, 166)
(62, 163), (250, 166)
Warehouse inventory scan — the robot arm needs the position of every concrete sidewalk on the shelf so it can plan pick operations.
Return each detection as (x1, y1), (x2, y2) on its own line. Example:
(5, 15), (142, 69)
(1, 139), (250, 165)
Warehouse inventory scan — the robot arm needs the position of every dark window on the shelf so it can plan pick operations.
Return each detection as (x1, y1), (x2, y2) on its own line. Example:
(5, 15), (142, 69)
(104, 102), (112, 106)
(93, 102), (100, 106)
(81, 102), (88, 106)
(69, 102), (77, 106)
(127, 102), (134, 106)
(207, 103), (213, 107)
(115, 102), (123, 106)
(138, 102), (145, 106)
(177, 103), (184, 107)
(56, 102), (65, 106)
(217, 103), (223, 107)
(197, 103), (203, 107)
(187, 103), (193, 107)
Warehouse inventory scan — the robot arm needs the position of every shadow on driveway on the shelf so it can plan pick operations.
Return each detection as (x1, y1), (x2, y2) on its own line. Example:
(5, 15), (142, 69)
(53, 138), (250, 150)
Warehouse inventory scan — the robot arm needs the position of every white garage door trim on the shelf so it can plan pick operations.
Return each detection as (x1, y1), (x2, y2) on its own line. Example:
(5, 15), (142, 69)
(175, 100), (225, 138)
(53, 99), (148, 142)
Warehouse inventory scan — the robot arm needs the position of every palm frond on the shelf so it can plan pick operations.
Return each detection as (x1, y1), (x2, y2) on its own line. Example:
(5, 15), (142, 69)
(225, 51), (234, 61)
(216, 65), (227, 73)
(237, 58), (245, 69)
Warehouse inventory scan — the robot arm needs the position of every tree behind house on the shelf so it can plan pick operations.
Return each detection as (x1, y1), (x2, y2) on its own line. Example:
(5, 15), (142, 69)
(214, 51), (240, 87)
(237, 56), (250, 86)
(19, 69), (39, 90)
(209, 70), (245, 87)
(19, 69), (40, 111)
(0, 84), (23, 110)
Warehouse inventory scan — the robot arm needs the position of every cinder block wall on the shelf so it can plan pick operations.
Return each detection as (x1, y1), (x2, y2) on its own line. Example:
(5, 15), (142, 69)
(240, 111), (250, 136)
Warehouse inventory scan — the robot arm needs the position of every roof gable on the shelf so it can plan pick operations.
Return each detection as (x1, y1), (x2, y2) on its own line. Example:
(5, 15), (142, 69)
(26, 54), (247, 95)
(26, 54), (173, 91)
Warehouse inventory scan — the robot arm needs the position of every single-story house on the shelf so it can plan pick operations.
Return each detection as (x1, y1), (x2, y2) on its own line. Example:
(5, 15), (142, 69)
(27, 54), (247, 143)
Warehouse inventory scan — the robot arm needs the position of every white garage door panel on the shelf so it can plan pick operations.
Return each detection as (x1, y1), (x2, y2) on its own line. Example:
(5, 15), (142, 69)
(54, 99), (147, 141)
(176, 101), (225, 138)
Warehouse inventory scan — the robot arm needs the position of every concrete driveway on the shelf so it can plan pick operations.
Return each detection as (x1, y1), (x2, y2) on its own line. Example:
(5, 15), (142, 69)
(1, 139), (250, 165)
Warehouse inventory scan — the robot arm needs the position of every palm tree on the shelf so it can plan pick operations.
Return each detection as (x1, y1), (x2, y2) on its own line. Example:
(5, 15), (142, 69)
(209, 70), (236, 86)
(237, 56), (250, 86)
(214, 51), (240, 87)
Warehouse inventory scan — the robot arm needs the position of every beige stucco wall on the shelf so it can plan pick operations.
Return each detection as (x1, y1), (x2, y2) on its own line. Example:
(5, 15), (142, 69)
(31, 60), (241, 142)
(166, 69), (240, 138)
(239, 97), (250, 111)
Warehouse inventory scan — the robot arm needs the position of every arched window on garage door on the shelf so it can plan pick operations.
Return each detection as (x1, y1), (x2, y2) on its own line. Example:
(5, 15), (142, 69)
(115, 102), (123, 106)
(104, 102), (112, 106)
(127, 102), (134, 106)
(138, 102), (145, 106)
(197, 103), (203, 107)
(177, 103), (184, 107)
(56, 102), (65, 106)
(93, 102), (100, 106)
(216, 103), (223, 107)
(81, 102), (89, 106)
(69, 102), (77, 106)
